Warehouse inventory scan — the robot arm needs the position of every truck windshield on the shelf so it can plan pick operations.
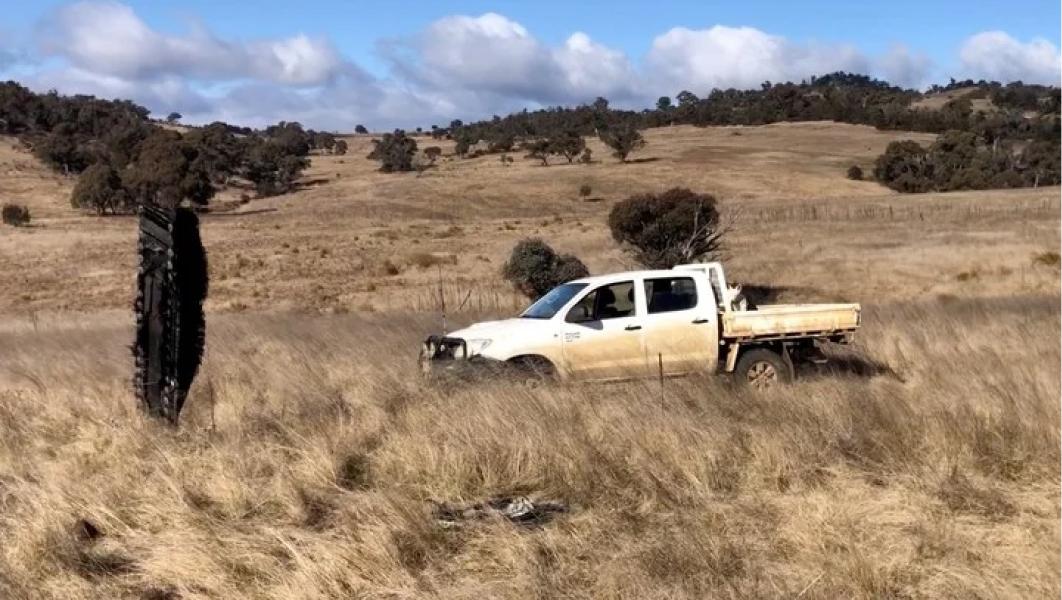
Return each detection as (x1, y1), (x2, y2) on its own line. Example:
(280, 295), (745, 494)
(521, 283), (588, 319)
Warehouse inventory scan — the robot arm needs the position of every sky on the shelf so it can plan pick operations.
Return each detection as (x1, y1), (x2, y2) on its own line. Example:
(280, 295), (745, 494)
(0, 0), (1059, 130)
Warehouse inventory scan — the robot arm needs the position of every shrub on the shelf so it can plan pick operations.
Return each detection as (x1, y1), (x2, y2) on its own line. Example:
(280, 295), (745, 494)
(874, 140), (933, 192)
(551, 130), (586, 163)
(124, 130), (214, 207)
(184, 122), (242, 185)
(354, 125), (368, 134)
(453, 131), (477, 157)
(244, 139), (310, 197)
(367, 130), (417, 172)
(579, 184), (592, 198)
(487, 133), (515, 153)
(1, 204), (30, 226)
(333, 139), (348, 155)
(1033, 251), (1060, 267)
(872, 131), (1058, 194)
(599, 123), (646, 162)
(579, 148), (593, 164)
(71, 163), (130, 214)
(847, 165), (863, 180)
(424, 146), (442, 164)
(502, 238), (589, 299)
(312, 131), (336, 153)
(608, 187), (725, 268)
(523, 139), (552, 166)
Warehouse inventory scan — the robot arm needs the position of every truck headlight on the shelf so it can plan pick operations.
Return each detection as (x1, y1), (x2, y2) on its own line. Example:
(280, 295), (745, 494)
(465, 339), (492, 356)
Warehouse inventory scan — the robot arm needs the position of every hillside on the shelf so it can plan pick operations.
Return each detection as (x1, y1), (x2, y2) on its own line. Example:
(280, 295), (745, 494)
(0, 121), (1058, 599)
(911, 86), (996, 112)
(1, 122), (1056, 316)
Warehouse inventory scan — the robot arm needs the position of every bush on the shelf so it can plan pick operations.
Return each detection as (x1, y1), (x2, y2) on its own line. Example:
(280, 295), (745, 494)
(312, 131), (336, 153)
(599, 123), (646, 162)
(579, 184), (592, 198)
(453, 131), (478, 157)
(608, 188), (725, 268)
(502, 238), (589, 299)
(124, 130), (214, 207)
(367, 130), (417, 172)
(354, 125), (368, 134)
(551, 130), (586, 163)
(873, 131), (1059, 193)
(874, 140), (933, 192)
(487, 133), (515, 153)
(424, 146), (442, 164)
(71, 163), (130, 214)
(1033, 251), (1060, 267)
(847, 165), (863, 180)
(333, 139), (348, 155)
(244, 139), (310, 197)
(1, 203), (30, 226)
(523, 139), (552, 166)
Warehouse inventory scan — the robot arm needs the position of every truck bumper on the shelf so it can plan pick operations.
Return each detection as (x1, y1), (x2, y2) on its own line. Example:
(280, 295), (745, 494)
(419, 335), (504, 379)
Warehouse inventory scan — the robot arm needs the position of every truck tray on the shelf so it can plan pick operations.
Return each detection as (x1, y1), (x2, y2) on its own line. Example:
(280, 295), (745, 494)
(721, 303), (860, 340)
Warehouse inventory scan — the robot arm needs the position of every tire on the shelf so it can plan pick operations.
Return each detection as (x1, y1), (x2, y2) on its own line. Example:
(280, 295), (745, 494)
(508, 356), (556, 386)
(734, 348), (792, 390)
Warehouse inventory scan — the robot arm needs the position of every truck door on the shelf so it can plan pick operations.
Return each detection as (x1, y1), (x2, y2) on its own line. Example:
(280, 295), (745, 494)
(560, 280), (648, 380)
(641, 275), (719, 375)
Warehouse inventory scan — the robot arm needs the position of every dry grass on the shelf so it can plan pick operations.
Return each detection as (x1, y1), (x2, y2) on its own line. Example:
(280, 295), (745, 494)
(0, 121), (1058, 598)
(0, 296), (1058, 599)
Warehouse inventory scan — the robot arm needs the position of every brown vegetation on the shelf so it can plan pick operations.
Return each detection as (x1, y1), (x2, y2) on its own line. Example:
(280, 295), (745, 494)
(0, 294), (1057, 598)
(0, 120), (1058, 598)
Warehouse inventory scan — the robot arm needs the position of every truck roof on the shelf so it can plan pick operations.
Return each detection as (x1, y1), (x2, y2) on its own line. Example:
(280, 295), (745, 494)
(569, 265), (710, 286)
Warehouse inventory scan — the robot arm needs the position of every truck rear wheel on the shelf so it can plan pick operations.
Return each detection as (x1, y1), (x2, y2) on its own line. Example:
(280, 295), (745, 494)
(735, 348), (791, 390)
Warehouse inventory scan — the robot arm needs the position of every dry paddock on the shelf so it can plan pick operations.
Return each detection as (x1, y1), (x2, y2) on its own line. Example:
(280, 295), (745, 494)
(0, 294), (1058, 599)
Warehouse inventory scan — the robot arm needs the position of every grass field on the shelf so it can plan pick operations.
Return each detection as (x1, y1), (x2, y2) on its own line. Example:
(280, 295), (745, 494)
(0, 122), (1058, 598)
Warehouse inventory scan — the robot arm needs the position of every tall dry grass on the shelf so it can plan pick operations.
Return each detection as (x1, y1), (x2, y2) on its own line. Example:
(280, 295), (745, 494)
(0, 294), (1057, 599)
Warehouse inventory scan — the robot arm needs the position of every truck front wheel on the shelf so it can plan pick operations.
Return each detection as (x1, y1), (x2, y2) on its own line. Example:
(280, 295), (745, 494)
(734, 348), (792, 390)
(507, 355), (556, 387)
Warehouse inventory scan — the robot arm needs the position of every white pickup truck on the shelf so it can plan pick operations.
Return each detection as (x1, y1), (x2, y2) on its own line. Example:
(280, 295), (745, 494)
(421, 263), (860, 389)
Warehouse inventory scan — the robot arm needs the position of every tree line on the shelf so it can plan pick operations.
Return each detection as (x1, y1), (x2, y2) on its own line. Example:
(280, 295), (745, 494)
(0, 81), (349, 214)
(367, 98), (648, 173)
(425, 73), (1059, 192)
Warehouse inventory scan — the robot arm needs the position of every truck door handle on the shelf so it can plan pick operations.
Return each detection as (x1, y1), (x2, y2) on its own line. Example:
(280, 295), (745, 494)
(692, 318), (709, 324)
(624, 325), (642, 331)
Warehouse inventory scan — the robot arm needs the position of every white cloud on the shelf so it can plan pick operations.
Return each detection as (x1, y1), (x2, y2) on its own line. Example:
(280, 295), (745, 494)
(878, 44), (932, 89)
(11, 3), (1060, 131)
(959, 31), (1061, 84)
(384, 12), (641, 109)
(39, 0), (343, 85)
(554, 32), (641, 101)
(645, 26), (868, 94)
(29, 66), (213, 114)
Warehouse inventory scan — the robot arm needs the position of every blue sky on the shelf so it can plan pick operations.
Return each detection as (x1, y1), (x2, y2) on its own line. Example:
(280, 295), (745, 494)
(1, 1), (1059, 129)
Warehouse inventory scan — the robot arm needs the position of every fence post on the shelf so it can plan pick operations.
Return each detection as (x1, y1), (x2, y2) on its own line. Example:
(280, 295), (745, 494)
(658, 353), (665, 408)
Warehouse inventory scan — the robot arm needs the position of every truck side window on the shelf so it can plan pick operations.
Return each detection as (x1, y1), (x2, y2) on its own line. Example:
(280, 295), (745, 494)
(565, 290), (597, 322)
(595, 281), (635, 319)
(565, 281), (635, 322)
(644, 277), (698, 313)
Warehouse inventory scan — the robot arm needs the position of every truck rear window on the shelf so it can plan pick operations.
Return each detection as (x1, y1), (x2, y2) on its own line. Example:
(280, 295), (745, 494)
(644, 277), (697, 313)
